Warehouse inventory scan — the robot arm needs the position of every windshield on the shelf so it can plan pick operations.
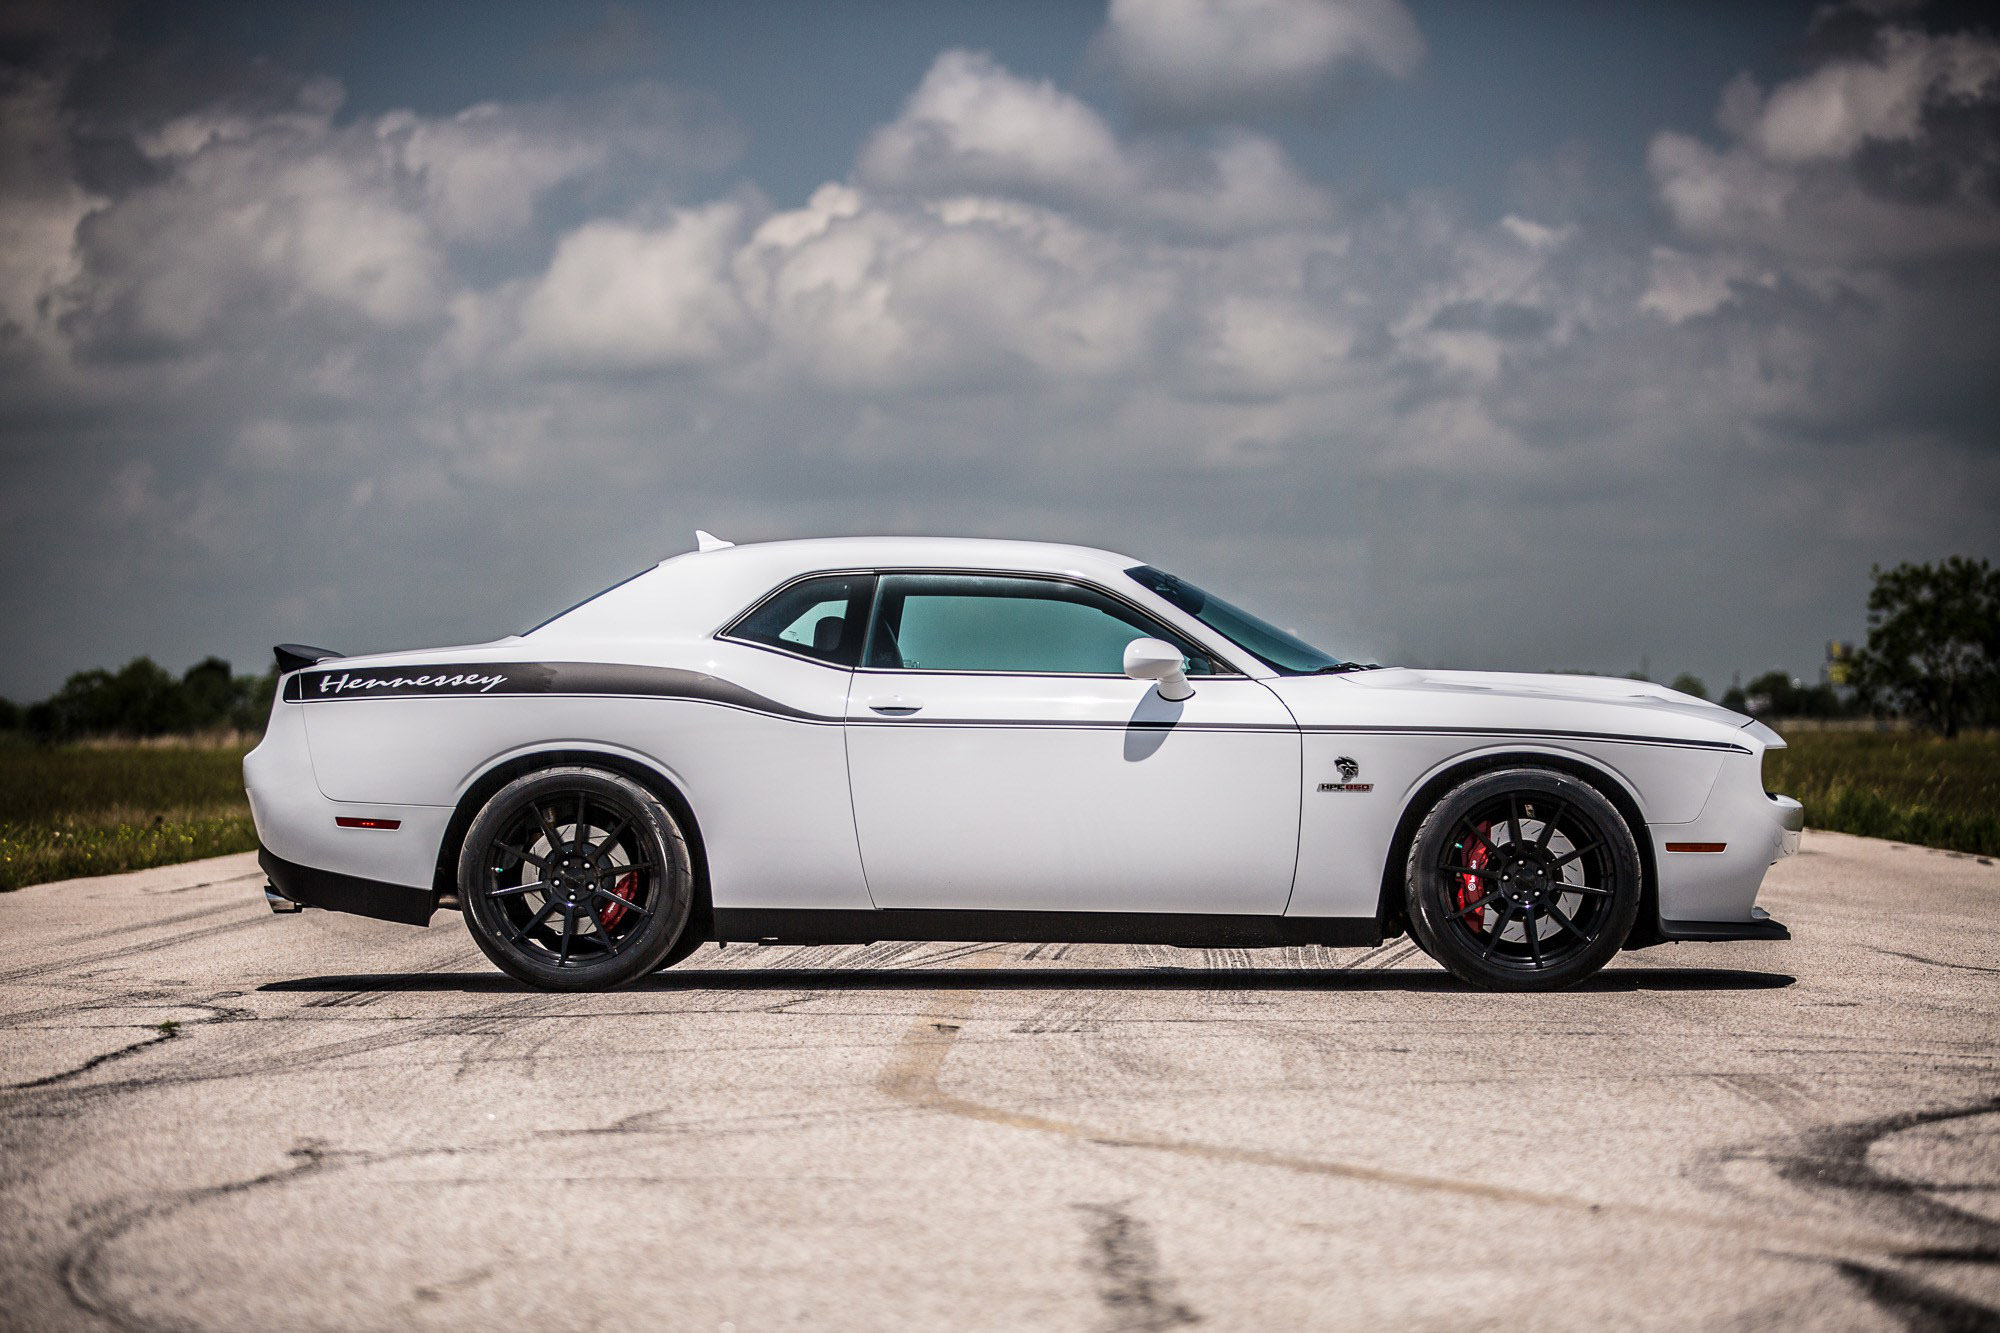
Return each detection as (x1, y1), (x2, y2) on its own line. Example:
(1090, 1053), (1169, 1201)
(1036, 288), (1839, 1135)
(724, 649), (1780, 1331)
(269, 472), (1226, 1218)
(1126, 565), (1346, 675)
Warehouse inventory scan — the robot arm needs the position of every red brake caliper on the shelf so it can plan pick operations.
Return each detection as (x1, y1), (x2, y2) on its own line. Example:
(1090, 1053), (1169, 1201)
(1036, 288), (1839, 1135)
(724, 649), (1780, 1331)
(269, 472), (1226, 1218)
(598, 871), (638, 931)
(1460, 821), (1492, 931)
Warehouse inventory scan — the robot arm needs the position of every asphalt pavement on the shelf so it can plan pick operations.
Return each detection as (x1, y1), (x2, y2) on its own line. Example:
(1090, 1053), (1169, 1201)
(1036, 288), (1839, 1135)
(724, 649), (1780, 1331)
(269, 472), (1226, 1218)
(0, 830), (1995, 1330)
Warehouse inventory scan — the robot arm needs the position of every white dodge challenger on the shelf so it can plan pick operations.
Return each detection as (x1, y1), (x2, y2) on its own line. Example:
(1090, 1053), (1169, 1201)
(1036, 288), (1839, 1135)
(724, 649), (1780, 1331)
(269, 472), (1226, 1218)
(245, 534), (1803, 992)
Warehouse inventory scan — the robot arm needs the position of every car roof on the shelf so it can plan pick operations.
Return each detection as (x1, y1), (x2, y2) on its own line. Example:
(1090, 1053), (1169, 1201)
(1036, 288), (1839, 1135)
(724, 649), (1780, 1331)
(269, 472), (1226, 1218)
(676, 534), (1138, 574)
(531, 535), (1150, 642)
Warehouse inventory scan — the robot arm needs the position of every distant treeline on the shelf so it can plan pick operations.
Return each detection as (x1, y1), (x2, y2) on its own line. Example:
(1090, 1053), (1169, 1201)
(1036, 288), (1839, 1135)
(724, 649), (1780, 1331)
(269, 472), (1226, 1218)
(3, 557), (1990, 743)
(1592, 557), (1999, 737)
(1553, 669), (1853, 719)
(0, 657), (277, 741)
(1718, 671), (1852, 721)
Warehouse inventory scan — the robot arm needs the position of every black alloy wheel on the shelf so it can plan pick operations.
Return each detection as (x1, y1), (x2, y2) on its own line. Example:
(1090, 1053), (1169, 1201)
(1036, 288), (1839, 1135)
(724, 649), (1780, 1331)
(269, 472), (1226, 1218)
(459, 767), (694, 991)
(1404, 767), (1641, 991)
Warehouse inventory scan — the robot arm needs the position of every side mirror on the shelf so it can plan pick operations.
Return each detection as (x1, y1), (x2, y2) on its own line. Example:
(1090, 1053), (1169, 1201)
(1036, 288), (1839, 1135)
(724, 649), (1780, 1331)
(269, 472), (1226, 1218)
(1124, 637), (1194, 702)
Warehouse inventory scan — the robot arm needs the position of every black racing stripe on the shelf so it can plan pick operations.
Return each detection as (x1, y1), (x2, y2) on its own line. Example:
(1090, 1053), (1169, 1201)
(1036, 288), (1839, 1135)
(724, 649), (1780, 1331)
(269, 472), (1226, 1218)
(283, 662), (834, 722)
(1293, 725), (1749, 753)
(281, 665), (1749, 752)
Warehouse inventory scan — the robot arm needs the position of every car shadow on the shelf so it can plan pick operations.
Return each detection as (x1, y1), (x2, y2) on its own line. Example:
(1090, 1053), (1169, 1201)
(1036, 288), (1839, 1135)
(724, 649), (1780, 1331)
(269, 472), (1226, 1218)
(260, 965), (1796, 995)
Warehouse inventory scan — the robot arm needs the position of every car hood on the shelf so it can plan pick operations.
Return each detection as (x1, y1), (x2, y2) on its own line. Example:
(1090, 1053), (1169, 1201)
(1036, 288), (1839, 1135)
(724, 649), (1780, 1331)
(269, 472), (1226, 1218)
(1263, 667), (1773, 750)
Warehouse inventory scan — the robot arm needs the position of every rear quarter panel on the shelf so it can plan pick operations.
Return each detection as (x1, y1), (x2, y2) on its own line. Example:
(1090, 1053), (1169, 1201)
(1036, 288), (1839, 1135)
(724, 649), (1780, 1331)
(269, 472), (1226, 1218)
(288, 640), (872, 911)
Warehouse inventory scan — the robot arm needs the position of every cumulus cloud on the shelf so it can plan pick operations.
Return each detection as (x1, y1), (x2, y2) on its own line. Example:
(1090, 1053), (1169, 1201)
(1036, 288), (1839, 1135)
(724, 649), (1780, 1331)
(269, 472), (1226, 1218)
(858, 49), (1332, 238)
(1744, 28), (2000, 163)
(0, 69), (97, 347)
(513, 203), (755, 371)
(729, 184), (1182, 391)
(45, 72), (742, 366)
(1, 9), (1996, 709)
(1648, 11), (2000, 264)
(1637, 246), (1772, 323)
(1632, 1), (2000, 468)
(393, 83), (742, 244)
(1098, 0), (1426, 122)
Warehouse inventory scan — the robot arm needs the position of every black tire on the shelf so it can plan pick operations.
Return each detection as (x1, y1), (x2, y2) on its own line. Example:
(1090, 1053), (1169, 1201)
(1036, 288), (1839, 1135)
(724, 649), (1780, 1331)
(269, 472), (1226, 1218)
(654, 925), (708, 971)
(459, 766), (694, 991)
(1403, 767), (1641, 991)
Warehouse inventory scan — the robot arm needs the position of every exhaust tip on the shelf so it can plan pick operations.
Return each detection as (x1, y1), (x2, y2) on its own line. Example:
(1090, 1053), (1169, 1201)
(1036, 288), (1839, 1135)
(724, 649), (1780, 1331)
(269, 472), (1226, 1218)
(264, 883), (304, 914)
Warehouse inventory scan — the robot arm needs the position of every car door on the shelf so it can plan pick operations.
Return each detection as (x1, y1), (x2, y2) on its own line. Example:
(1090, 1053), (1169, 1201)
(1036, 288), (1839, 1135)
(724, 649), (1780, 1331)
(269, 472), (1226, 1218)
(844, 571), (1301, 915)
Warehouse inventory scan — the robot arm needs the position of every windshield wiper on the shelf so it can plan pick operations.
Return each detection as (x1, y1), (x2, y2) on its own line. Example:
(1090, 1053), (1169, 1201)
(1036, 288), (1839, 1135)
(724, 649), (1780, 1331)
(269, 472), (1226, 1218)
(1307, 662), (1382, 674)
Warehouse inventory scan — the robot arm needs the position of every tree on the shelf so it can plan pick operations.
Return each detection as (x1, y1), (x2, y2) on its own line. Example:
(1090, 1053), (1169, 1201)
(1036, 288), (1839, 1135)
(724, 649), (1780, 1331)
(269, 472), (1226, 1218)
(27, 659), (182, 739)
(181, 656), (237, 728)
(1734, 669), (1847, 720)
(19, 655), (276, 741)
(1669, 673), (1708, 700)
(229, 669), (279, 731)
(1849, 556), (2000, 738)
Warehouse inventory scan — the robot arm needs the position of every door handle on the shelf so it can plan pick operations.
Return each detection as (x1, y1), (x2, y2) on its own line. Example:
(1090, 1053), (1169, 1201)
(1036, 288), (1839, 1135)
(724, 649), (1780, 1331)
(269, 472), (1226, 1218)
(866, 696), (923, 716)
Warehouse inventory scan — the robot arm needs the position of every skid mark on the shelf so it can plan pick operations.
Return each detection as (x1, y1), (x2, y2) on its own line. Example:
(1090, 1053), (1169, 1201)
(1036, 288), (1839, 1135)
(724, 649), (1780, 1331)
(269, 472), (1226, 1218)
(60, 1140), (335, 1327)
(1830, 1260), (1999, 1330)
(1870, 948), (2000, 976)
(3, 996), (250, 1093)
(304, 990), (385, 1009)
(881, 1019), (1627, 1208)
(876, 964), (1953, 1264)
(150, 871), (264, 897)
(5, 1028), (180, 1091)
(2, 991), (555, 1118)
(1766, 1100), (2000, 1246)
(1075, 1202), (1201, 1330)
(0, 914), (268, 985)
(1760, 1099), (2000, 1325)
(61, 897), (259, 948)
(412, 1263), (496, 1307)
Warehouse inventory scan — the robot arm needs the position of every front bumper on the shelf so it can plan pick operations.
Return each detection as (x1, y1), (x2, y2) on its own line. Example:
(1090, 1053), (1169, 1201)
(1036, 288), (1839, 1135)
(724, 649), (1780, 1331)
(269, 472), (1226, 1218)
(1648, 759), (1804, 939)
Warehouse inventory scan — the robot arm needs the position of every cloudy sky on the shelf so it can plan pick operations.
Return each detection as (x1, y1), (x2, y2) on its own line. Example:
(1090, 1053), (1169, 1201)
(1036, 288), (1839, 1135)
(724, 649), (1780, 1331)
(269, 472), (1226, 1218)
(3, 0), (1997, 700)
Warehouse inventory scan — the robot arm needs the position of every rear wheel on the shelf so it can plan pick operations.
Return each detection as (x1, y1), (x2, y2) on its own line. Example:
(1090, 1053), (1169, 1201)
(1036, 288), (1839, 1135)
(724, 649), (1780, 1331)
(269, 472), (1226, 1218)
(1403, 767), (1641, 991)
(459, 767), (693, 991)
(654, 925), (708, 971)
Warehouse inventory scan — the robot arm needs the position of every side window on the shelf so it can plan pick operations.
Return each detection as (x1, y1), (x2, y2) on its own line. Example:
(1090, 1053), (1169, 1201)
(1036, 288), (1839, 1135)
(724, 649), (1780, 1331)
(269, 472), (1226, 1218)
(726, 574), (876, 667)
(865, 574), (1216, 675)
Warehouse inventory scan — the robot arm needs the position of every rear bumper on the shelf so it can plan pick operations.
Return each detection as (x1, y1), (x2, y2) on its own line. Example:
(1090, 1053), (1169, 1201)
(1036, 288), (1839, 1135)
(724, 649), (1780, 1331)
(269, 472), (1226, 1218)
(259, 846), (436, 927)
(1772, 793), (1804, 858)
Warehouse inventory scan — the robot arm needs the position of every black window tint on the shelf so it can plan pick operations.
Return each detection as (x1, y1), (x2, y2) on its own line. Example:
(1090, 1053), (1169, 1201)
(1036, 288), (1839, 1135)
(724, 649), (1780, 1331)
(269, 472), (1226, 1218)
(728, 574), (876, 666)
(864, 574), (1216, 675)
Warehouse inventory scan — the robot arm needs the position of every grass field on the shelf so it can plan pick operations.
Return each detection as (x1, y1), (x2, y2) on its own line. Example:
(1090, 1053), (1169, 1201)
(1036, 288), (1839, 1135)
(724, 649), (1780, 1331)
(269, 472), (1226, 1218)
(1764, 728), (1999, 858)
(0, 727), (1993, 891)
(0, 741), (257, 890)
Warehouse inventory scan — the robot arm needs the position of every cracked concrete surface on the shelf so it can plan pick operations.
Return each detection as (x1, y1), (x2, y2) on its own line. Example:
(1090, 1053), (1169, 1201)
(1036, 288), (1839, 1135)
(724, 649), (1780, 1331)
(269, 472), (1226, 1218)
(0, 830), (1994, 1329)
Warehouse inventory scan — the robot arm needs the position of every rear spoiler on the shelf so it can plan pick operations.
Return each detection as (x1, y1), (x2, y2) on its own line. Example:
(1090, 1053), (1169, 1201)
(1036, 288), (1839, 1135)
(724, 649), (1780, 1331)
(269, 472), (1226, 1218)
(274, 643), (342, 673)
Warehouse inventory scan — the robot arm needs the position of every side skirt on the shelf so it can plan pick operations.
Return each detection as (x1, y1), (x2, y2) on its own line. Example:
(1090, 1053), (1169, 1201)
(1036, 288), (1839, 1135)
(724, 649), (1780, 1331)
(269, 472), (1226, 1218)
(710, 907), (1382, 950)
(258, 847), (436, 927)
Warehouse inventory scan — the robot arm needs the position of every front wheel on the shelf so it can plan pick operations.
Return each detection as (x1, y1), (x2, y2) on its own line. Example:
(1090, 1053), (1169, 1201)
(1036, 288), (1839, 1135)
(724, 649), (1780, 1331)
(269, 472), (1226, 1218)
(1403, 767), (1642, 991)
(459, 767), (694, 991)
